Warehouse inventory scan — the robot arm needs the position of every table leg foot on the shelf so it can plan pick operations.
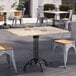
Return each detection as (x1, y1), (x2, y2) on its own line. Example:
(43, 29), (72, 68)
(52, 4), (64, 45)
(38, 60), (43, 72)
(23, 58), (47, 72)
(39, 58), (48, 66)
(23, 58), (34, 71)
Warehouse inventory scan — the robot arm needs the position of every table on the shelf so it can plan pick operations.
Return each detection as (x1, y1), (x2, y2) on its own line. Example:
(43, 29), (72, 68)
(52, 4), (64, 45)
(44, 10), (68, 19)
(7, 26), (71, 72)
(0, 10), (19, 28)
(43, 10), (68, 27)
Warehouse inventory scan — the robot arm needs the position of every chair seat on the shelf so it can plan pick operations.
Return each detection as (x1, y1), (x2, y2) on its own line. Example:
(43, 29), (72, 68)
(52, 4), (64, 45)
(0, 44), (13, 50)
(55, 39), (74, 44)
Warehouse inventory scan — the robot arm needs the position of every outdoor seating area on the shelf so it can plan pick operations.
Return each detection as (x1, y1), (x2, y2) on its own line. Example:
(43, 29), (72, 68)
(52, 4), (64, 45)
(0, 0), (76, 76)
(0, 22), (76, 76)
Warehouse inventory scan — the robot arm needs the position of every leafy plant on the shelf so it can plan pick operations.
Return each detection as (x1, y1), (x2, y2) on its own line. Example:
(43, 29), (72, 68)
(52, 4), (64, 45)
(59, 4), (74, 11)
(11, 0), (25, 10)
(44, 4), (55, 10)
(59, 4), (74, 19)
(16, 0), (25, 10)
(43, 4), (55, 18)
(11, 1), (17, 8)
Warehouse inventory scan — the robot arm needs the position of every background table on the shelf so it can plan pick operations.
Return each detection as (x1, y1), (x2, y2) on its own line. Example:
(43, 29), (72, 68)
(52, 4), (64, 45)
(44, 10), (68, 19)
(0, 10), (19, 28)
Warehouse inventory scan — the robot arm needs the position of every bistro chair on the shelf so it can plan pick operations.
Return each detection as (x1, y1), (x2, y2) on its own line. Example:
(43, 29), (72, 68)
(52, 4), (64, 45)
(53, 10), (73, 30)
(36, 7), (48, 26)
(12, 10), (23, 27)
(44, 11), (55, 26)
(53, 39), (76, 68)
(0, 44), (17, 73)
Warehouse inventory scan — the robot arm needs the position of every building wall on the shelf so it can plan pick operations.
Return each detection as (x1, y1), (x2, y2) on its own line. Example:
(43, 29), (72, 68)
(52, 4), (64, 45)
(62, 0), (75, 5)
(0, 0), (19, 18)
(0, 0), (61, 18)
(30, 0), (38, 18)
(30, 0), (61, 18)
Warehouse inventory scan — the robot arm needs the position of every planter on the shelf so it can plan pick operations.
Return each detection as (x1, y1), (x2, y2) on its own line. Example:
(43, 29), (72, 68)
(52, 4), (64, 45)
(59, 4), (73, 19)
(43, 4), (55, 18)
(14, 11), (22, 16)
(0, 15), (3, 21)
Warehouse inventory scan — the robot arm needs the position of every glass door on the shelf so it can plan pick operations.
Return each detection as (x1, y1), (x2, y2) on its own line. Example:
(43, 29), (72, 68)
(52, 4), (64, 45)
(24, 0), (31, 17)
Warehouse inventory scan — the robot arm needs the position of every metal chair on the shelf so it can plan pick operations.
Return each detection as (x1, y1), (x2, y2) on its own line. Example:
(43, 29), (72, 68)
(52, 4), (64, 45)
(53, 39), (76, 68)
(0, 44), (17, 73)
(36, 7), (48, 26)
(12, 10), (23, 27)
(53, 10), (73, 30)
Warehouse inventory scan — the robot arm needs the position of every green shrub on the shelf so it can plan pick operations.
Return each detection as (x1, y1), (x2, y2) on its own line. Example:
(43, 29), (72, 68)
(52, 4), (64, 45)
(59, 4), (74, 11)
(59, 4), (74, 19)
(16, 0), (25, 10)
(44, 4), (55, 10)
(43, 4), (55, 18)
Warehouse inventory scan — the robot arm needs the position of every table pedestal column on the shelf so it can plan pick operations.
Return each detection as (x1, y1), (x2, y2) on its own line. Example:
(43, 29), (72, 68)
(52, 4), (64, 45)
(23, 35), (47, 72)
(3, 12), (11, 28)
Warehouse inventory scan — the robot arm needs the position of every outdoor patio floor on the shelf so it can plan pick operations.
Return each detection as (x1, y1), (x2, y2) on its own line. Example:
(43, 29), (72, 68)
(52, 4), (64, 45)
(0, 22), (76, 76)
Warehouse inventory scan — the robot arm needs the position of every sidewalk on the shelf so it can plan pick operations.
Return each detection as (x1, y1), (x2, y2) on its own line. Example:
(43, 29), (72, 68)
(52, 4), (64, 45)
(23, 14), (76, 24)
(6, 14), (76, 25)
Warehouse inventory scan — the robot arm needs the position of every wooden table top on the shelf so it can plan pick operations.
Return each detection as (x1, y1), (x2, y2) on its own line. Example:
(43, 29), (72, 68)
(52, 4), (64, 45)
(43, 10), (68, 14)
(6, 26), (71, 38)
(0, 9), (19, 13)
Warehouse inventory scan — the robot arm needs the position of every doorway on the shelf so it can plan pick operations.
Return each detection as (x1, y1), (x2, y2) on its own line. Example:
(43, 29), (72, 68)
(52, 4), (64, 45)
(24, 0), (31, 17)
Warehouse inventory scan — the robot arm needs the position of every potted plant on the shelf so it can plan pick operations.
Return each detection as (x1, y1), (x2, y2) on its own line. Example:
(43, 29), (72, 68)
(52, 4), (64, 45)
(44, 4), (55, 10)
(16, 0), (25, 10)
(59, 4), (74, 19)
(59, 4), (74, 11)
(43, 4), (55, 18)
(12, 0), (25, 17)
(11, 0), (25, 10)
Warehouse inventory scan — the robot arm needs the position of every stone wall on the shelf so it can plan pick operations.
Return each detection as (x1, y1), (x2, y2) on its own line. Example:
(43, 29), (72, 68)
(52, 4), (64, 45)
(0, 0), (61, 18)
(0, 0), (19, 18)
(31, 0), (61, 18)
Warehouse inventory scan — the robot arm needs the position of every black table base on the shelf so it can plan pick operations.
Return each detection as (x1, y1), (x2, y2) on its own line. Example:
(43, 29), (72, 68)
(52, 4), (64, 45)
(23, 58), (47, 72)
(2, 23), (11, 28)
(2, 12), (11, 29)
(23, 35), (47, 72)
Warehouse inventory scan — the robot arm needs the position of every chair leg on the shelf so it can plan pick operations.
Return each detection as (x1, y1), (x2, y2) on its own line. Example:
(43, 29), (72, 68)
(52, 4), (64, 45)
(19, 19), (24, 27)
(6, 54), (10, 64)
(12, 19), (14, 26)
(65, 21), (70, 30)
(52, 19), (55, 26)
(64, 46), (69, 69)
(19, 19), (22, 24)
(72, 43), (76, 54)
(52, 43), (56, 62)
(15, 19), (17, 27)
(53, 43), (60, 63)
(8, 50), (17, 73)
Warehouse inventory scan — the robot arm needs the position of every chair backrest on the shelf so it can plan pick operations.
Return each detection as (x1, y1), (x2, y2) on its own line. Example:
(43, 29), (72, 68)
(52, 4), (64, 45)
(68, 10), (73, 21)
(60, 10), (73, 21)
(37, 6), (44, 18)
